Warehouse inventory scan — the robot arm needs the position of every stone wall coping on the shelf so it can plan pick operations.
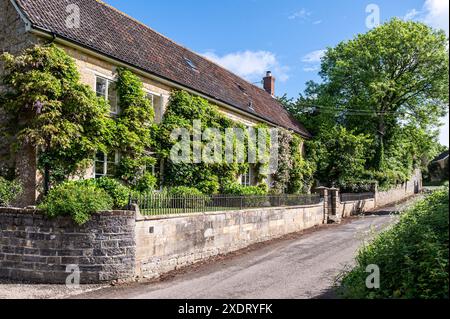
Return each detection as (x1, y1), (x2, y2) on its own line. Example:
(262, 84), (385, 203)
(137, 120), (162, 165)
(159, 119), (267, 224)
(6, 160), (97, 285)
(0, 207), (135, 217)
(340, 198), (375, 204)
(0, 207), (40, 215)
(135, 203), (324, 222)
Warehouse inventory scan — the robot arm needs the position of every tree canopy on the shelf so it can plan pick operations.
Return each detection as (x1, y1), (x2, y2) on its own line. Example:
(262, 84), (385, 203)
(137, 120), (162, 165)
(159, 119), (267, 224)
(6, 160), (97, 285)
(283, 19), (449, 188)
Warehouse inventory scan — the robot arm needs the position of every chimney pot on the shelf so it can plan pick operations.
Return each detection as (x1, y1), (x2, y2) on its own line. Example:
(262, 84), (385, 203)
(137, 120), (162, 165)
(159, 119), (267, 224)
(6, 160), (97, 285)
(263, 71), (275, 96)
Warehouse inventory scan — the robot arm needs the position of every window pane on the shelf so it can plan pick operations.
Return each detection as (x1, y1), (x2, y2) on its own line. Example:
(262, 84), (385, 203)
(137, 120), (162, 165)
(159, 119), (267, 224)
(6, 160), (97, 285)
(106, 165), (116, 176)
(95, 164), (105, 176)
(96, 77), (107, 98)
(95, 152), (105, 178)
(146, 93), (154, 106)
(107, 151), (117, 163)
(153, 94), (163, 123)
(95, 151), (105, 161)
(108, 81), (118, 114)
(241, 169), (250, 186)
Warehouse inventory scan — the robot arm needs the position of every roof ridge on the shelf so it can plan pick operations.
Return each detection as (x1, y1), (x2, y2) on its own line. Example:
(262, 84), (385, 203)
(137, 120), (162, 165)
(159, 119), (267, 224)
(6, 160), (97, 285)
(94, 0), (272, 97)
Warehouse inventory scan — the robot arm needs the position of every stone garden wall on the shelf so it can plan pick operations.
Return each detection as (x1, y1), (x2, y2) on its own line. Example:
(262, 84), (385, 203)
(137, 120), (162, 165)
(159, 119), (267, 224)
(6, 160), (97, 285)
(0, 208), (136, 283)
(134, 204), (325, 278)
(0, 203), (325, 283)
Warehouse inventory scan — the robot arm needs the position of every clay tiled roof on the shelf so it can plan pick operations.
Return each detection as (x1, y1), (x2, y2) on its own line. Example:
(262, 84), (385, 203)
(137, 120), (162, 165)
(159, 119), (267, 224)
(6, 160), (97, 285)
(432, 150), (449, 163)
(14, 0), (311, 137)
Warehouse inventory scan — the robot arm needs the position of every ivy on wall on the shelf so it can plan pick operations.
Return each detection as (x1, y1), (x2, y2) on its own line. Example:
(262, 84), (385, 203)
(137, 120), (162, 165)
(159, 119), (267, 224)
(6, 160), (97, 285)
(271, 129), (315, 194)
(155, 90), (251, 194)
(272, 128), (293, 194)
(288, 135), (315, 194)
(114, 67), (156, 191)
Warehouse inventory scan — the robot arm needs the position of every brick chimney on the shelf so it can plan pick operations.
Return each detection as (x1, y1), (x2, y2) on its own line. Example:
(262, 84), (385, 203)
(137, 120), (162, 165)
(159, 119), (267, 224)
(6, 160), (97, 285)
(263, 71), (275, 96)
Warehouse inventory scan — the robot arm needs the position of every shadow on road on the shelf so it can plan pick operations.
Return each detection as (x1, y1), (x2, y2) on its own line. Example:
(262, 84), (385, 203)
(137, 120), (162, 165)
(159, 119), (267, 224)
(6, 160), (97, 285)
(314, 289), (339, 299)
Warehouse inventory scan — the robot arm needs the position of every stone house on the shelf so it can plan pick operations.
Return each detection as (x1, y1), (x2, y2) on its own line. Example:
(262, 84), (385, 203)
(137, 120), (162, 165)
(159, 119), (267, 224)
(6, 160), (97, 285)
(0, 0), (311, 206)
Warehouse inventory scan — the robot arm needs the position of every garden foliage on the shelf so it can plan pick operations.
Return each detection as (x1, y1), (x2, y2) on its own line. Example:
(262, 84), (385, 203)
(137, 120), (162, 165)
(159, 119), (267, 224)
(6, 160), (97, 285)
(338, 189), (449, 299)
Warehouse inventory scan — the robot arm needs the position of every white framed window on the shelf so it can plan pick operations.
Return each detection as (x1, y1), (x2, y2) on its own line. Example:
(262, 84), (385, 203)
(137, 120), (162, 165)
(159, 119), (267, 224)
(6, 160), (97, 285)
(241, 166), (253, 187)
(94, 151), (119, 179)
(146, 92), (164, 123)
(96, 76), (119, 115)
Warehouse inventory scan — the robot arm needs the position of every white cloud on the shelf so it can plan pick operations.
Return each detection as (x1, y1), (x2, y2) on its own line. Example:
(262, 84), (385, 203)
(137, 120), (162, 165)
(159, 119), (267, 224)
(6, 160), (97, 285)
(439, 115), (449, 146)
(301, 49), (326, 63)
(202, 50), (290, 82)
(303, 66), (320, 72)
(423, 0), (449, 35)
(288, 9), (311, 20)
(402, 1), (449, 35)
(403, 9), (420, 21)
(313, 20), (323, 25)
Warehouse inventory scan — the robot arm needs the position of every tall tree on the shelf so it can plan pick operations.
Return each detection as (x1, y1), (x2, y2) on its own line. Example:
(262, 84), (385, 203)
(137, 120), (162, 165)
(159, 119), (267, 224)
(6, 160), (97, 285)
(284, 19), (449, 187)
(319, 19), (449, 169)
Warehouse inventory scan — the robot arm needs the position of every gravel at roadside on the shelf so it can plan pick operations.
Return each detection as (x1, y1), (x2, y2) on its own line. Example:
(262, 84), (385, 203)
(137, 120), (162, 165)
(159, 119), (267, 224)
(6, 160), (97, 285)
(0, 279), (106, 299)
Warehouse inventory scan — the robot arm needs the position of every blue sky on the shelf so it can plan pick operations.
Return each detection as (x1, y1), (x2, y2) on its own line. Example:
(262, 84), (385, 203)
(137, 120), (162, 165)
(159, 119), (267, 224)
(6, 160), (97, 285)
(104, 0), (449, 146)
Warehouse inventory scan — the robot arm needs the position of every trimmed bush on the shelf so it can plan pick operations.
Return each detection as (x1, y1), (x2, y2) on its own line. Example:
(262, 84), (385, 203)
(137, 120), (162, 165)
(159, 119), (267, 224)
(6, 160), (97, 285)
(337, 189), (449, 299)
(167, 186), (204, 197)
(80, 177), (130, 209)
(0, 177), (22, 207)
(39, 182), (113, 225)
(335, 179), (377, 193)
(222, 182), (268, 196)
(134, 172), (157, 193)
(222, 183), (269, 207)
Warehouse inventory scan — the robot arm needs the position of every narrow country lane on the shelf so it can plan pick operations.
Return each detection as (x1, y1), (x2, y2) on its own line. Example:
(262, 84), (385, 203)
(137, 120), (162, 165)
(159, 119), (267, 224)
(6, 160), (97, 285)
(72, 202), (413, 299)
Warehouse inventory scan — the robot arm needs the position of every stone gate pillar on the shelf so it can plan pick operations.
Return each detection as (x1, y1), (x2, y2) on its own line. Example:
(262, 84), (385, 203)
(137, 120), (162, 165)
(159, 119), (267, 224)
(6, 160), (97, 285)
(316, 187), (329, 224)
(328, 188), (341, 223)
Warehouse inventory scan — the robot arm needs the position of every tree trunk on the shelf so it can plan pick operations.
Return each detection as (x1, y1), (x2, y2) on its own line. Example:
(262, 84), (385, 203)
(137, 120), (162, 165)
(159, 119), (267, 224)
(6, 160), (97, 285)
(43, 143), (51, 195)
(43, 164), (50, 196)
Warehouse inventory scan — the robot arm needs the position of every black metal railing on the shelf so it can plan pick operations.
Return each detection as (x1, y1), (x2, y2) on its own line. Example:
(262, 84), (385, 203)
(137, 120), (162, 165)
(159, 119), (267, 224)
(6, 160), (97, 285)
(131, 193), (322, 216)
(340, 192), (375, 202)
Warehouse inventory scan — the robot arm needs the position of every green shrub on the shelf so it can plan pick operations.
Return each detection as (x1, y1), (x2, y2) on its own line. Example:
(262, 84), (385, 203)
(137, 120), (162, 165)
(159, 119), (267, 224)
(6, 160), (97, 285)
(134, 172), (157, 193)
(167, 186), (204, 197)
(222, 183), (269, 207)
(337, 189), (449, 299)
(0, 177), (22, 207)
(335, 179), (377, 193)
(39, 182), (113, 225)
(80, 177), (130, 209)
(222, 182), (268, 196)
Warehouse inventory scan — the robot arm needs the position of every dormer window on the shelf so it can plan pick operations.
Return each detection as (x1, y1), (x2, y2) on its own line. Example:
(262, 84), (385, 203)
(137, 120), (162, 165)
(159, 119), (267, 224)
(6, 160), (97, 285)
(184, 57), (198, 72)
(236, 83), (249, 97)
